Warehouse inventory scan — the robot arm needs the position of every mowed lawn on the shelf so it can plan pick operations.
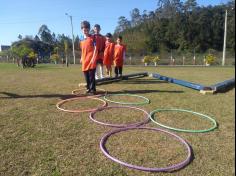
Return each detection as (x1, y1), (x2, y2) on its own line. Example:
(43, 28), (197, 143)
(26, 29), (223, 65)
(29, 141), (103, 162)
(0, 63), (235, 176)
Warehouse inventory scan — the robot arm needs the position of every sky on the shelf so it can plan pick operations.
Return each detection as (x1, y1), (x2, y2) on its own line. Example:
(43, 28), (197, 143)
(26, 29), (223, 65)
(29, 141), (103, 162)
(0, 0), (230, 45)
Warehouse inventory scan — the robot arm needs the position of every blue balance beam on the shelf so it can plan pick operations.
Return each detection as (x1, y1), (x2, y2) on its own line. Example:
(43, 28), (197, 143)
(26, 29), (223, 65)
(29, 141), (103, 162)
(211, 78), (235, 92)
(151, 73), (211, 91)
(96, 72), (148, 85)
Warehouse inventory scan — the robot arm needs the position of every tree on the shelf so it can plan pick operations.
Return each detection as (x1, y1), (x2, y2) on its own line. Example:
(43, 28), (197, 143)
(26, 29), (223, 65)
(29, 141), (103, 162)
(50, 53), (60, 64)
(38, 25), (53, 44)
(11, 44), (35, 68)
(64, 40), (69, 67)
(18, 34), (23, 40)
(130, 8), (142, 27)
(183, 0), (197, 12)
(115, 16), (131, 33)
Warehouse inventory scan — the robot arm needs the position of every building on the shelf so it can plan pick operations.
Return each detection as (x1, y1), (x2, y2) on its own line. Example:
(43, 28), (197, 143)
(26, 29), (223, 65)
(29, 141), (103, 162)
(0, 45), (11, 52)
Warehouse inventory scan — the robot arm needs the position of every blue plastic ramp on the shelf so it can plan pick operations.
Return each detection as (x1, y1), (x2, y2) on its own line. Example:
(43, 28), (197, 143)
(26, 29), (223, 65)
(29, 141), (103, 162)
(211, 78), (235, 92)
(151, 73), (208, 91)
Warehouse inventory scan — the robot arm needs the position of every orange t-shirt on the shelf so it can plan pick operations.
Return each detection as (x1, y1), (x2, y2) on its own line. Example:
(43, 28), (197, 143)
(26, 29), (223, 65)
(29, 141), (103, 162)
(80, 35), (97, 71)
(103, 41), (115, 66)
(93, 34), (106, 60)
(114, 44), (126, 67)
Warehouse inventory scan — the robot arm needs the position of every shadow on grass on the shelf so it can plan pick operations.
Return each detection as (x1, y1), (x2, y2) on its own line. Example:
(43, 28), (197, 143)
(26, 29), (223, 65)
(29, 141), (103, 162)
(0, 92), (77, 100)
(118, 79), (168, 85)
(0, 88), (184, 100)
(108, 89), (184, 94)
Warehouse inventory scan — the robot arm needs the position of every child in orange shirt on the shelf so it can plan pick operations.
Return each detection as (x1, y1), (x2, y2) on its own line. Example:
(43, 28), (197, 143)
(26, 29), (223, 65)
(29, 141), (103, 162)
(103, 33), (115, 77)
(80, 21), (97, 95)
(114, 36), (126, 77)
(93, 24), (106, 79)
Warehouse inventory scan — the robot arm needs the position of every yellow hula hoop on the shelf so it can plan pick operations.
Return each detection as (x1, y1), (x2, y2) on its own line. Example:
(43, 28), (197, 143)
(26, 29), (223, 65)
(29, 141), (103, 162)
(56, 96), (107, 113)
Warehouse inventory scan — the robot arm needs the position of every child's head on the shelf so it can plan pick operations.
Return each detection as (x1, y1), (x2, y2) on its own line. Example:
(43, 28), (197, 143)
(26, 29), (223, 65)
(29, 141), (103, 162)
(81, 21), (90, 36)
(105, 33), (112, 42)
(94, 24), (101, 34)
(116, 36), (122, 44)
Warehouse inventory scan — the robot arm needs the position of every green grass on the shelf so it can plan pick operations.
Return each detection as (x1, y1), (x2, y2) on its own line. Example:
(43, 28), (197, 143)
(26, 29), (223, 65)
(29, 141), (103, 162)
(0, 63), (235, 176)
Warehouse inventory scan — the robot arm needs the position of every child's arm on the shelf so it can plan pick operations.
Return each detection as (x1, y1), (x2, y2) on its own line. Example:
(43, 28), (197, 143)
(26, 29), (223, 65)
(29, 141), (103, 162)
(123, 51), (126, 61)
(90, 46), (97, 64)
(123, 46), (126, 61)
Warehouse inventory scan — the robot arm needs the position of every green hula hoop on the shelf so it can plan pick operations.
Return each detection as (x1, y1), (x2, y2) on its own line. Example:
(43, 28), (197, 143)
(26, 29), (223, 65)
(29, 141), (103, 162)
(103, 93), (150, 105)
(149, 109), (217, 133)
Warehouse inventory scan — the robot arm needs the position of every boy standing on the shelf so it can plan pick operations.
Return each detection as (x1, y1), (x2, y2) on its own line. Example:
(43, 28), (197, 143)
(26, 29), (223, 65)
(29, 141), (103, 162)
(103, 33), (115, 77)
(93, 24), (106, 79)
(114, 36), (126, 77)
(80, 21), (97, 95)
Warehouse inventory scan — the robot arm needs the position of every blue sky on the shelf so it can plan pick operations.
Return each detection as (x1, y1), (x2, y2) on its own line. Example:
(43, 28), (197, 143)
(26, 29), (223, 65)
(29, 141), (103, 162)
(0, 0), (229, 45)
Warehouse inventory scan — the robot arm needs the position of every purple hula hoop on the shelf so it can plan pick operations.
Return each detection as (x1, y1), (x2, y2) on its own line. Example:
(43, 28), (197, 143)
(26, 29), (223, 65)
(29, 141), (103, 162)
(89, 106), (150, 128)
(100, 127), (192, 172)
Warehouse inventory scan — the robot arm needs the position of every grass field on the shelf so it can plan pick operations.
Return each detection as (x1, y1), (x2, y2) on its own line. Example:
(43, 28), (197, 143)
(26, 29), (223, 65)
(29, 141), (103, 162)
(0, 63), (235, 176)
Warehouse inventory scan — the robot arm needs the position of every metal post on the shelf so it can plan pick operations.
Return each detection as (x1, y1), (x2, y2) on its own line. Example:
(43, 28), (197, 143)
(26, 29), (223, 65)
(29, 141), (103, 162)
(66, 13), (76, 64)
(193, 48), (196, 65)
(222, 10), (227, 66)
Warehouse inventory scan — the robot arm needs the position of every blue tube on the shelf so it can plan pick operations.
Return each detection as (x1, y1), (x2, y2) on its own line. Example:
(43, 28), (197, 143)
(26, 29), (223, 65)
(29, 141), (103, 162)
(151, 73), (207, 91)
(211, 78), (235, 92)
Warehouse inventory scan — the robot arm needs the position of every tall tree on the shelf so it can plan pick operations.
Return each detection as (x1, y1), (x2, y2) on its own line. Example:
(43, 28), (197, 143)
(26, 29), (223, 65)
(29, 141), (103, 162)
(130, 8), (142, 27)
(115, 16), (131, 33)
(38, 25), (53, 44)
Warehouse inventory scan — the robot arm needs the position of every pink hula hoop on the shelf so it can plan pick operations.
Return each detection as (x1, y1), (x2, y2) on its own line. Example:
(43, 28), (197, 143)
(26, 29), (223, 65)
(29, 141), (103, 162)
(100, 127), (192, 172)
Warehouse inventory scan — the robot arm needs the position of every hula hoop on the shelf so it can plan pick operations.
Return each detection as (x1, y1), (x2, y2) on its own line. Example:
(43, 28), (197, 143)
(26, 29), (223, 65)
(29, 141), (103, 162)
(149, 109), (217, 133)
(56, 96), (107, 113)
(72, 88), (107, 97)
(89, 106), (150, 128)
(100, 127), (192, 172)
(104, 94), (150, 105)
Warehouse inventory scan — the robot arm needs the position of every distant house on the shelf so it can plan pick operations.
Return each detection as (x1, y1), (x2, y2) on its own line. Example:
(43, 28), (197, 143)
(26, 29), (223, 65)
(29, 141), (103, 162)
(0, 45), (11, 52)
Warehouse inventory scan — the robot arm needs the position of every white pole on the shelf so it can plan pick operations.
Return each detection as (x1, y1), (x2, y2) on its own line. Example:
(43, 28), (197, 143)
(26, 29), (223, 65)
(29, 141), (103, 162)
(222, 10), (227, 66)
(66, 13), (76, 64)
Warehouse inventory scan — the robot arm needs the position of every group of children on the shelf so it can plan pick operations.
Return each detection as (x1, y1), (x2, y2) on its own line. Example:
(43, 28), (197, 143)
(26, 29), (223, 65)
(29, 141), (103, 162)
(80, 21), (126, 95)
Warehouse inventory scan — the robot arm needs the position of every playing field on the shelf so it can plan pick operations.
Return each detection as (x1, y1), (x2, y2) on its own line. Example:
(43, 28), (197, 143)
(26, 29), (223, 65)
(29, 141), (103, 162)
(0, 63), (235, 176)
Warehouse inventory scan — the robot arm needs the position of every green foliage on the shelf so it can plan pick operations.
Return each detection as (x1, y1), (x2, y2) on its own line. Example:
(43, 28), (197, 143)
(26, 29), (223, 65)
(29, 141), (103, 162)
(12, 44), (33, 58)
(152, 56), (160, 63)
(28, 51), (37, 59)
(50, 54), (60, 62)
(0, 51), (8, 57)
(143, 55), (160, 64)
(143, 55), (152, 63)
(114, 1), (235, 55)
(64, 40), (68, 53)
(205, 54), (216, 64)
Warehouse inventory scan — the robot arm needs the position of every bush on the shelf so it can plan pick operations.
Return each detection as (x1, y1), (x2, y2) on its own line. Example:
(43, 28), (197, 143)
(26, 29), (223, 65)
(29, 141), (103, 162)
(152, 56), (160, 63)
(205, 54), (216, 65)
(143, 55), (152, 64)
(50, 54), (60, 63)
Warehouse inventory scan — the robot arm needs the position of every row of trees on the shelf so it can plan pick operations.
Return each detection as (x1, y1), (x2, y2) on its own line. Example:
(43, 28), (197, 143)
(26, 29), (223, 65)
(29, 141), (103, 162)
(114, 0), (235, 56)
(0, 25), (80, 67)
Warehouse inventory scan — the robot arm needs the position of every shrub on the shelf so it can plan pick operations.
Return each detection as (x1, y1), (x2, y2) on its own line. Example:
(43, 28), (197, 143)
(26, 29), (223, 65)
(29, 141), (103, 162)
(152, 56), (160, 63)
(50, 54), (60, 63)
(143, 55), (152, 64)
(205, 54), (216, 65)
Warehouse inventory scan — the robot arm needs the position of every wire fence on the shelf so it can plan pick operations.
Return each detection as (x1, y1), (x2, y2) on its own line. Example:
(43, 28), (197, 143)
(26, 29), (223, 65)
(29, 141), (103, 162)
(0, 51), (235, 66)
